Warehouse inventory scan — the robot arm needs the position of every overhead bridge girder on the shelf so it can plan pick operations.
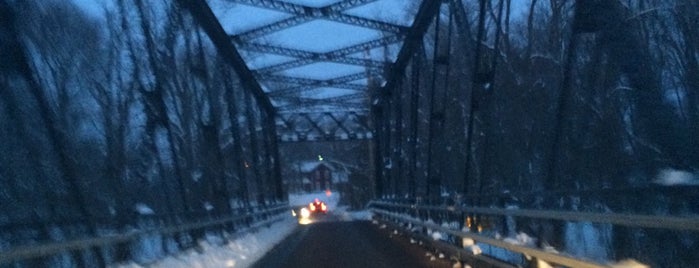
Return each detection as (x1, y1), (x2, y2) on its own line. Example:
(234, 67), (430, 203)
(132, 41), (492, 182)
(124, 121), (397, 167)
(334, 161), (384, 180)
(254, 56), (385, 74)
(236, 37), (400, 73)
(265, 71), (379, 97)
(235, 35), (402, 60)
(261, 72), (373, 88)
(232, 16), (314, 42)
(231, 0), (379, 14)
(276, 100), (367, 111)
(257, 75), (366, 91)
(276, 111), (373, 142)
(207, 0), (443, 144)
(230, 0), (406, 41)
(276, 92), (368, 106)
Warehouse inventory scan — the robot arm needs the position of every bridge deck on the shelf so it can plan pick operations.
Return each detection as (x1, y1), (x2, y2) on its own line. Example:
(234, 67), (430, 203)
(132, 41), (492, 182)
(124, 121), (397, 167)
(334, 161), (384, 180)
(254, 219), (453, 268)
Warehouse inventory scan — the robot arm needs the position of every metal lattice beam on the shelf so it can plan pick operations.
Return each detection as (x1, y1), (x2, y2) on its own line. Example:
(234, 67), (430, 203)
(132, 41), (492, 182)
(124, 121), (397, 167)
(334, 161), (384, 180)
(232, 16), (314, 42)
(230, 0), (380, 14)
(235, 41), (316, 58)
(325, 35), (403, 58)
(327, 13), (406, 33)
(236, 36), (402, 59)
(275, 110), (372, 141)
(230, 0), (406, 41)
(229, 0), (309, 14)
(255, 57), (385, 74)
(275, 102), (368, 112)
(326, 0), (381, 12)
(238, 35), (402, 73)
(267, 71), (376, 97)
(258, 74), (367, 91)
(275, 93), (368, 104)
(277, 108), (370, 115)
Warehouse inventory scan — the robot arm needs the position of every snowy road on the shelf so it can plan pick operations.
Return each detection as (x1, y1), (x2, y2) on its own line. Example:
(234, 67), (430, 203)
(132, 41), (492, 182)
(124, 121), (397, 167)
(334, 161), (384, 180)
(252, 218), (454, 268)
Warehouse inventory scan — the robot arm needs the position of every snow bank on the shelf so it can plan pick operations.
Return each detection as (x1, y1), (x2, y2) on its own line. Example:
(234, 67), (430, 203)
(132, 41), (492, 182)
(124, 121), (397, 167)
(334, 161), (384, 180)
(564, 222), (612, 262)
(334, 206), (373, 221)
(654, 169), (698, 186)
(134, 203), (155, 215)
(115, 217), (297, 268)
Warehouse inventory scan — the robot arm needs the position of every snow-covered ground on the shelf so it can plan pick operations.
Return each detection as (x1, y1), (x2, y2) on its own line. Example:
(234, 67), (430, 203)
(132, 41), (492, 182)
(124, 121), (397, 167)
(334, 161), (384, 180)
(115, 216), (297, 268)
(115, 191), (373, 268)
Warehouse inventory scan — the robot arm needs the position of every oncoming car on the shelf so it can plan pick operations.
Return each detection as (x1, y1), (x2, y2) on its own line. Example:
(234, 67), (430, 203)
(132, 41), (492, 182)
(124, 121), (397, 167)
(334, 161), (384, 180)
(308, 198), (328, 215)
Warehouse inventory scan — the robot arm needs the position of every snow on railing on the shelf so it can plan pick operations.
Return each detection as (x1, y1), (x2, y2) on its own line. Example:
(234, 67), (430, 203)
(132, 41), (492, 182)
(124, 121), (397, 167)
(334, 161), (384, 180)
(369, 200), (698, 268)
(0, 204), (290, 266)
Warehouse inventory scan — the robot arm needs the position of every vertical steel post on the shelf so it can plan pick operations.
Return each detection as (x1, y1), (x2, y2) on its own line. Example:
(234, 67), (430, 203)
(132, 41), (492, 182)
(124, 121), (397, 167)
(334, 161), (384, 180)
(393, 79), (404, 197)
(425, 3), (443, 202)
(462, 0), (488, 198)
(244, 90), (264, 205)
(409, 47), (424, 199)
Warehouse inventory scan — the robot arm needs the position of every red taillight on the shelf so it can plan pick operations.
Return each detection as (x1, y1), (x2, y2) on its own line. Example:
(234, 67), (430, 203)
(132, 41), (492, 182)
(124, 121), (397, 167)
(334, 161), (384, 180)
(309, 203), (316, 211)
(321, 203), (327, 212)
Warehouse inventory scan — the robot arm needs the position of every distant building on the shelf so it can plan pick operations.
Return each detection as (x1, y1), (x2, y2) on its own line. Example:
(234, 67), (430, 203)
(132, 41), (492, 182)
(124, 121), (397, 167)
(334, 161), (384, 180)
(301, 161), (332, 192)
(291, 160), (350, 192)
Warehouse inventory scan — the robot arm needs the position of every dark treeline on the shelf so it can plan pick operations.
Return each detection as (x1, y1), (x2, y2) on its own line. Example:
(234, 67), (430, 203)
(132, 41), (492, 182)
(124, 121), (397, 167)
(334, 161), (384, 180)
(1, 0), (281, 265)
(377, 0), (698, 266)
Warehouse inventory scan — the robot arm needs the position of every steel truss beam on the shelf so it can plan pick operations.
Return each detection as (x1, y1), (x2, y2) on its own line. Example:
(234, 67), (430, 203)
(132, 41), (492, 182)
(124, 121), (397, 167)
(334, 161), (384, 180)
(277, 107), (369, 114)
(275, 101), (368, 112)
(277, 97), (364, 108)
(231, 0), (379, 14)
(326, 35), (403, 58)
(326, 0), (380, 12)
(255, 57), (385, 74)
(236, 35), (402, 73)
(260, 74), (367, 91)
(276, 110), (372, 141)
(229, 0), (406, 41)
(266, 71), (377, 96)
(236, 42), (315, 58)
(275, 92), (368, 104)
(327, 13), (407, 33)
(233, 16), (314, 42)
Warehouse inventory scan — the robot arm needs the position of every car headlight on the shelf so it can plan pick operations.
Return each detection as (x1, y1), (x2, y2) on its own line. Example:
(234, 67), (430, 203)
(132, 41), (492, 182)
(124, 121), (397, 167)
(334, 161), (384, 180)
(300, 207), (311, 218)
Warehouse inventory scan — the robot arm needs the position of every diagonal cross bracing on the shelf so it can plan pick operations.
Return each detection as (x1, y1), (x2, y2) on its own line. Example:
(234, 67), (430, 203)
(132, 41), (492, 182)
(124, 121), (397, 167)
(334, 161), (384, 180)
(258, 74), (367, 91)
(276, 101), (369, 112)
(325, 34), (403, 58)
(327, 13), (406, 33)
(232, 16), (314, 42)
(229, 0), (406, 41)
(228, 0), (309, 14)
(238, 35), (402, 73)
(255, 57), (384, 74)
(276, 92), (368, 104)
(266, 71), (377, 97)
(229, 0), (380, 14)
(326, 0), (381, 12)
(235, 42), (315, 58)
(239, 35), (402, 59)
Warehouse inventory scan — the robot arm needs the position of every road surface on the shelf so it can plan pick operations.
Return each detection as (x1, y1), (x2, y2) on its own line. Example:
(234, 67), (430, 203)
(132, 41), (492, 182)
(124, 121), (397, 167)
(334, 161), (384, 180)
(253, 215), (454, 268)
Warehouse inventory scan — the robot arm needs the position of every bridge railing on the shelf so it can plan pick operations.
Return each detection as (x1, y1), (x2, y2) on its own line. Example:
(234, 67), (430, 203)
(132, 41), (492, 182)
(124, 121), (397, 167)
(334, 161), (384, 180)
(0, 203), (290, 266)
(368, 200), (699, 268)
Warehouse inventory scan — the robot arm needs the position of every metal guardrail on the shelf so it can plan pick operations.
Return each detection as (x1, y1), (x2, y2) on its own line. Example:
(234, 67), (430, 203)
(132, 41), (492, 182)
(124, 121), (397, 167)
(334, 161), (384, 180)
(371, 208), (608, 268)
(0, 204), (290, 265)
(369, 200), (699, 268)
(370, 201), (699, 231)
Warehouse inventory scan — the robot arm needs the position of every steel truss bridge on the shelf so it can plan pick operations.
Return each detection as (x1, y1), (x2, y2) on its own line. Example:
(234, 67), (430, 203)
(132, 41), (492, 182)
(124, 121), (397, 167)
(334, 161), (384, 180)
(2, 0), (698, 267)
